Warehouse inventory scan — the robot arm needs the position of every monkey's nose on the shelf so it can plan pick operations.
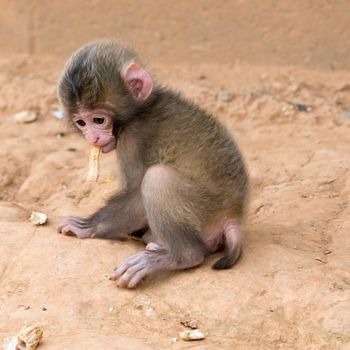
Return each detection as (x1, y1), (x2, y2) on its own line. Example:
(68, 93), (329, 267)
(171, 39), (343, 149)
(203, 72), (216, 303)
(93, 137), (100, 144)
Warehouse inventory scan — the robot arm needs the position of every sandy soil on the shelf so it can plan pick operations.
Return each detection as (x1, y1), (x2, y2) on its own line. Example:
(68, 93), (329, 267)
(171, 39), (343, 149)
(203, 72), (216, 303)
(2, 1), (350, 70)
(0, 54), (349, 349)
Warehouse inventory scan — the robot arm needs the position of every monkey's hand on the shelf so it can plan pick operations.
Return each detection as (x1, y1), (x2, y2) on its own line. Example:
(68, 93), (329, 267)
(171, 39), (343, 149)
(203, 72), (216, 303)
(57, 216), (96, 239)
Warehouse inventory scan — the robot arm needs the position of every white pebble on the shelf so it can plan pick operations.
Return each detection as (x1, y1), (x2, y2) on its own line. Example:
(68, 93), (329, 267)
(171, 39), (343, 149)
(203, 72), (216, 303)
(14, 111), (37, 124)
(179, 329), (206, 341)
(29, 212), (48, 225)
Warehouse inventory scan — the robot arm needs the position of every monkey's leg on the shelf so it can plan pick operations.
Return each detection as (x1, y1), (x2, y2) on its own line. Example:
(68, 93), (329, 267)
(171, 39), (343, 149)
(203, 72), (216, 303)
(110, 165), (211, 288)
(57, 190), (147, 239)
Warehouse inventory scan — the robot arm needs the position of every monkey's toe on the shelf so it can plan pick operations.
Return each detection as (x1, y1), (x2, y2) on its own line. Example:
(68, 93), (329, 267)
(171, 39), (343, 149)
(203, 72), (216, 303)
(57, 216), (95, 239)
(118, 264), (147, 288)
(110, 251), (163, 288)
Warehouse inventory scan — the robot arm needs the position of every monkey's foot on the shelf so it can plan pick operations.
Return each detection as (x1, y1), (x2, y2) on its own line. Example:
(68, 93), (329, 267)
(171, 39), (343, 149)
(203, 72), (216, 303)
(110, 249), (168, 288)
(57, 216), (96, 239)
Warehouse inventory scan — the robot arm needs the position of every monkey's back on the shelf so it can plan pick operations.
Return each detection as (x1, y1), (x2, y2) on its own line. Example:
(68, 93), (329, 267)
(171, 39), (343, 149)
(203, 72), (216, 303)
(141, 89), (249, 218)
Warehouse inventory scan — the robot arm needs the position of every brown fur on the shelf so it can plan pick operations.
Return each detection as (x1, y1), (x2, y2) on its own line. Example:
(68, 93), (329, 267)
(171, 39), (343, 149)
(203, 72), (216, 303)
(58, 40), (249, 287)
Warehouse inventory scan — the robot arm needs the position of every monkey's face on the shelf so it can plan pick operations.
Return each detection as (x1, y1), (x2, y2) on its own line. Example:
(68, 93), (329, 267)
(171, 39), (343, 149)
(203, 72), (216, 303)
(73, 110), (116, 153)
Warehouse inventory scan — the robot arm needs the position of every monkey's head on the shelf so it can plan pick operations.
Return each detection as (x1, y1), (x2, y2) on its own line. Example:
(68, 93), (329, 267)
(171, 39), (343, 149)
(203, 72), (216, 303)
(58, 40), (154, 153)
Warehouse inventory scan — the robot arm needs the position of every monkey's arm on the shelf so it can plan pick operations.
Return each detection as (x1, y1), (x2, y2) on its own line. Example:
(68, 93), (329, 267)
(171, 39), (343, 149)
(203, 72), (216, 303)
(57, 190), (146, 239)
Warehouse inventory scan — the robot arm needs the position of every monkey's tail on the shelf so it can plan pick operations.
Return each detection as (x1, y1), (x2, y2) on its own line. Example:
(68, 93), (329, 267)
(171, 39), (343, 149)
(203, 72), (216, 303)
(212, 221), (242, 270)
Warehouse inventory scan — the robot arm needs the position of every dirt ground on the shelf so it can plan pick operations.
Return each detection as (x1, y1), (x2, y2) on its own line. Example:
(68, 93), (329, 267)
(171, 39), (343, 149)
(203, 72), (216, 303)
(0, 55), (349, 349)
(0, 2), (350, 349)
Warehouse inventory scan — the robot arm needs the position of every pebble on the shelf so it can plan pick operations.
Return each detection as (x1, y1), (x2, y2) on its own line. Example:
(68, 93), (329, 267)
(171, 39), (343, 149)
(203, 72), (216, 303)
(179, 329), (206, 341)
(29, 212), (48, 225)
(217, 90), (234, 102)
(14, 110), (38, 123)
(295, 103), (311, 112)
(51, 108), (65, 119)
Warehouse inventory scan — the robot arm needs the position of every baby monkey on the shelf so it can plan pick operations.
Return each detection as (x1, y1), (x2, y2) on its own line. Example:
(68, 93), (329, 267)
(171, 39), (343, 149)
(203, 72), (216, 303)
(57, 40), (249, 288)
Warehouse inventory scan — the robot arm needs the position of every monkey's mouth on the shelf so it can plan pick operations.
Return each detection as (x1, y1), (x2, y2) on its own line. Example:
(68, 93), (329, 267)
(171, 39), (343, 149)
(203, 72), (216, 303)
(102, 139), (117, 153)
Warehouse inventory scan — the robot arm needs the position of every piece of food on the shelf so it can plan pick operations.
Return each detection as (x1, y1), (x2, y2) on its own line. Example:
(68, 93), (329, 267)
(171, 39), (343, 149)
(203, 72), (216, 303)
(2, 325), (43, 350)
(29, 212), (48, 225)
(18, 325), (43, 350)
(179, 329), (206, 341)
(87, 146), (101, 182)
(14, 111), (37, 124)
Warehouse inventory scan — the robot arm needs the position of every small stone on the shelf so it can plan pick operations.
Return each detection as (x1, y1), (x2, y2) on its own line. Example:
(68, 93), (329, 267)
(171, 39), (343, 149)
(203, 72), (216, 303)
(180, 312), (199, 329)
(18, 325), (43, 350)
(295, 103), (311, 112)
(2, 336), (18, 350)
(197, 75), (206, 80)
(179, 329), (206, 341)
(217, 90), (234, 103)
(67, 147), (77, 152)
(51, 108), (65, 119)
(29, 212), (48, 225)
(14, 110), (38, 124)
(3, 325), (44, 350)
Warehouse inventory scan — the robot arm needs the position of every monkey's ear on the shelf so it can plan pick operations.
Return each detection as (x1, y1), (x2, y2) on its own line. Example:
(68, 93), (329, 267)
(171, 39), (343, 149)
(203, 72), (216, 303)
(122, 63), (153, 101)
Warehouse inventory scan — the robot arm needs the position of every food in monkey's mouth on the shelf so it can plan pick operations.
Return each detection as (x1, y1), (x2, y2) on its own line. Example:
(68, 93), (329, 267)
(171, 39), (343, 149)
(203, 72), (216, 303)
(87, 146), (101, 182)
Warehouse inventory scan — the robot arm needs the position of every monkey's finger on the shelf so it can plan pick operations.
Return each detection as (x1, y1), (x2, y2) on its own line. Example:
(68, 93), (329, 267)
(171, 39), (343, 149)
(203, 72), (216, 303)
(110, 263), (131, 281)
(57, 217), (80, 232)
(57, 223), (72, 234)
(60, 225), (75, 236)
(110, 255), (144, 280)
(127, 268), (150, 288)
(116, 263), (145, 288)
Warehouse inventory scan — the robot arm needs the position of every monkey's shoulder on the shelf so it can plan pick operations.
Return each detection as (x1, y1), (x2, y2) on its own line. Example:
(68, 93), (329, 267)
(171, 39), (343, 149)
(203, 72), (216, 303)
(148, 87), (227, 136)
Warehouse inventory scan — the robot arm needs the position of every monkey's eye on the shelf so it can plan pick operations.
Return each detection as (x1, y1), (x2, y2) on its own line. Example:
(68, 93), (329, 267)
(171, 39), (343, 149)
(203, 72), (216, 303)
(93, 117), (105, 125)
(76, 120), (86, 127)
